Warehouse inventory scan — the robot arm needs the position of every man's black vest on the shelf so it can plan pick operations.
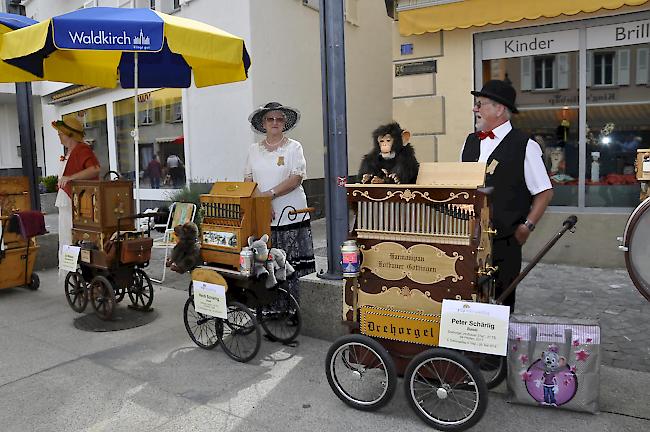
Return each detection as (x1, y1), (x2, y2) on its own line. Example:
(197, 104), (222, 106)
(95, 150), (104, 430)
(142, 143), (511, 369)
(462, 128), (532, 239)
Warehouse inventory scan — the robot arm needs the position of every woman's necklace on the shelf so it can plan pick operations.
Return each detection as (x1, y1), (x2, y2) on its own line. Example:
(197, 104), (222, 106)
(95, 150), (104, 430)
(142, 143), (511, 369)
(263, 136), (285, 151)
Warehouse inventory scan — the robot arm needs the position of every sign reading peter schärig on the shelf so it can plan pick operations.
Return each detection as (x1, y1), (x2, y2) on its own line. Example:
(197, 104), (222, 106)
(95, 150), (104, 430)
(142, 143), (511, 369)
(439, 300), (510, 356)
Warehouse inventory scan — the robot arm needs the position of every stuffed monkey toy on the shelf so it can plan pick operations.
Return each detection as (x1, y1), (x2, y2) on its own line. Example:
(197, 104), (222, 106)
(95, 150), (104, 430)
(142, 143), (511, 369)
(358, 122), (420, 184)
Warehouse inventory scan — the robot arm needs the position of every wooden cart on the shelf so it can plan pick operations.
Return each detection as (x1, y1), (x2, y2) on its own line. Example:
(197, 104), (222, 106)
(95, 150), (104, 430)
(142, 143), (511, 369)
(63, 174), (155, 320)
(0, 176), (40, 291)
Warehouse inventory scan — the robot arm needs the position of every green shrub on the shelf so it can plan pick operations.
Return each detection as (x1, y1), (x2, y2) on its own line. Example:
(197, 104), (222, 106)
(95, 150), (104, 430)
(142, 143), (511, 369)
(40, 175), (59, 193)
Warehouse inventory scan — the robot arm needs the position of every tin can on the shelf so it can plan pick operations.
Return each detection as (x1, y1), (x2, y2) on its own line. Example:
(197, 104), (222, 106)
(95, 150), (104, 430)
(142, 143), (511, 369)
(341, 240), (360, 278)
(239, 247), (254, 277)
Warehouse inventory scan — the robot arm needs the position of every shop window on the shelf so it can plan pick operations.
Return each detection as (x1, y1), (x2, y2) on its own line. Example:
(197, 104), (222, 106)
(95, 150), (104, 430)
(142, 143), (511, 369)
(114, 89), (185, 189)
(534, 56), (555, 89)
(63, 106), (110, 180)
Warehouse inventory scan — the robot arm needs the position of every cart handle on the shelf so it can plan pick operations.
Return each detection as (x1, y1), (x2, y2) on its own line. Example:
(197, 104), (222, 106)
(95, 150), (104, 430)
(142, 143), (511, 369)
(103, 170), (122, 181)
(116, 212), (165, 237)
(288, 207), (315, 215)
(495, 215), (578, 305)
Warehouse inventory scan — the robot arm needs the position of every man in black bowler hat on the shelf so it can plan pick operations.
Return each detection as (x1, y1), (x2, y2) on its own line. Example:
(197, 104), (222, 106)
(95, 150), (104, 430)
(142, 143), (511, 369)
(460, 80), (553, 311)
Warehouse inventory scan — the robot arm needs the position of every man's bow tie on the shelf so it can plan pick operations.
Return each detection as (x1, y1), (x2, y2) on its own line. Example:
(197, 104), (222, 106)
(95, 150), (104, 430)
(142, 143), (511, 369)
(477, 130), (495, 140)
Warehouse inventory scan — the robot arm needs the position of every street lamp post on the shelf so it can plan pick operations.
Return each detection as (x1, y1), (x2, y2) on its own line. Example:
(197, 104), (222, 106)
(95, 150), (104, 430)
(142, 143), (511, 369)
(318, 0), (348, 280)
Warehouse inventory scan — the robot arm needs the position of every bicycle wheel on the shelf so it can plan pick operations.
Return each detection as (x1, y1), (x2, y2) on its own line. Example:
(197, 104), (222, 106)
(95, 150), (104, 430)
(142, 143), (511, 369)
(89, 275), (115, 321)
(64, 271), (88, 313)
(128, 269), (154, 310)
(183, 296), (220, 350)
(325, 334), (397, 411)
(218, 301), (261, 363)
(404, 348), (488, 431)
(257, 287), (301, 343)
(476, 354), (507, 389)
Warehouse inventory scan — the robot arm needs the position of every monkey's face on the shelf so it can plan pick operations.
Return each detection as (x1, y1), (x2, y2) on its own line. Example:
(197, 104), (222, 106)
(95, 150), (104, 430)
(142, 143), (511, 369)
(377, 134), (394, 155)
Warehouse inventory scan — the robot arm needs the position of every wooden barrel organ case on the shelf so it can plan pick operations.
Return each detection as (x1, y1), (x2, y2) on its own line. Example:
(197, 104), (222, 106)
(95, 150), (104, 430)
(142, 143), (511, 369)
(345, 162), (495, 371)
(200, 182), (271, 269)
(71, 178), (137, 268)
(0, 176), (39, 290)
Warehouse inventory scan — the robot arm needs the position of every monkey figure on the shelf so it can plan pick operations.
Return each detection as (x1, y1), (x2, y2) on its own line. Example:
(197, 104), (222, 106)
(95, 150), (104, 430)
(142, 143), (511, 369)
(358, 122), (419, 185)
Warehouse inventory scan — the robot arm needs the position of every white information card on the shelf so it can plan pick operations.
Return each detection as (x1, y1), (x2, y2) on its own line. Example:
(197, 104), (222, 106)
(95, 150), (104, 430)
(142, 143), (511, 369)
(193, 280), (227, 319)
(59, 245), (81, 273)
(439, 299), (510, 356)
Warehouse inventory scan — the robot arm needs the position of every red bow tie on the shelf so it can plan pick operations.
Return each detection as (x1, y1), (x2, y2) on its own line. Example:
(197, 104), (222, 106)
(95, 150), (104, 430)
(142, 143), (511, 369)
(477, 130), (495, 140)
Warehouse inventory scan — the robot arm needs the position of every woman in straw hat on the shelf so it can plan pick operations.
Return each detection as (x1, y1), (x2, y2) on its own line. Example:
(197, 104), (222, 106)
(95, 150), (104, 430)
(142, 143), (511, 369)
(245, 102), (315, 313)
(52, 116), (100, 260)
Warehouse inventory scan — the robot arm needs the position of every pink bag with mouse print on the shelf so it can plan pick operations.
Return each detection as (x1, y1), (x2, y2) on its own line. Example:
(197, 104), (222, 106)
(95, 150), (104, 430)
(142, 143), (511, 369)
(507, 315), (600, 413)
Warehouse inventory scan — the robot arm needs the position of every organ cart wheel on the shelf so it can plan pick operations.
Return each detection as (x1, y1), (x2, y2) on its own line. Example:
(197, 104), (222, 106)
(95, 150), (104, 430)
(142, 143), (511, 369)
(217, 301), (261, 363)
(128, 269), (154, 310)
(621, 197), (650, 302)
(64, 270), (88, 313)
(404, 348), (488, 432)
(476, 354), (507, 389)
(89, 275), (116, 321)
(183, 296), (220, 350)
(114, 286), (126, 304)
(325, 334), (397, 411)
(257, 287), (301, 343)
(27, 273), (40, 290)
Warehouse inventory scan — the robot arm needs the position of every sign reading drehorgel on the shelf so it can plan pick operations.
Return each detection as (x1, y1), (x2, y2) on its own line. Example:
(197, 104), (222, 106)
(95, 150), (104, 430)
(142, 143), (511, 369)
(192, 280), (227, 319)
(438, 299), (510, 356)
(59, 245), (81, 273)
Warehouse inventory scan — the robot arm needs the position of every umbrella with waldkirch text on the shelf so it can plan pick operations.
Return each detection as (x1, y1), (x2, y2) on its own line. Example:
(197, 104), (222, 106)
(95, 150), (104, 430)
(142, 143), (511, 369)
(1, 7), (251, 212)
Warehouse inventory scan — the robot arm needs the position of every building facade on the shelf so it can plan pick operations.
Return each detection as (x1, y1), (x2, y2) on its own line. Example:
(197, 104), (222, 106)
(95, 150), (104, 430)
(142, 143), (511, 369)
(391, 0), (650, 267)
(0, 0), (393, 213)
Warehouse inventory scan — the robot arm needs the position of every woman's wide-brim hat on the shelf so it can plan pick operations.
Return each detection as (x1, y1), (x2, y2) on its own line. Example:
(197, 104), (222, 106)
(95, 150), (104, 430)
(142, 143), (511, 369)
(51, 116), (85, 141)
(471, 79), (519, 113)
(248, 102), (300, 134)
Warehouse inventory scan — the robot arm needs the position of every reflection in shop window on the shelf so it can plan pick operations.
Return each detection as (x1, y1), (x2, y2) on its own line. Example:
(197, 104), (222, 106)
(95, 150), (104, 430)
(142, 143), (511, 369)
(114, 89), (185, 189)
(534, 56), (554, 89)
(63, 106), (110, 179)
(593, 52), (615, 85)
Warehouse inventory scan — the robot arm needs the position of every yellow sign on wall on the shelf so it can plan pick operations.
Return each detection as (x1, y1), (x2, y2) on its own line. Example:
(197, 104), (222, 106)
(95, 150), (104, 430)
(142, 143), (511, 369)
(360, 306), (440, 346)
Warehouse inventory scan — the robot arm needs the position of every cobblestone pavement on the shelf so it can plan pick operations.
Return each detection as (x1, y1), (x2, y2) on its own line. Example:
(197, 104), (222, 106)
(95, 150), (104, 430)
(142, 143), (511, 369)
(515, 263), (650, 373)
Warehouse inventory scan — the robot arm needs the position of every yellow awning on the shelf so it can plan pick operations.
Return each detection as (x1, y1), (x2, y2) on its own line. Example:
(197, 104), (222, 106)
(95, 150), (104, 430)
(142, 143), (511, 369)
(398, 0), (650, 35)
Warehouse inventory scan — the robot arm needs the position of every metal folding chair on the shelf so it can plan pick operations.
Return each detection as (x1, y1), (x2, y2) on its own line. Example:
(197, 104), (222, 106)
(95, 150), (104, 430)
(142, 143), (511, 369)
(150, 202), (196, 283)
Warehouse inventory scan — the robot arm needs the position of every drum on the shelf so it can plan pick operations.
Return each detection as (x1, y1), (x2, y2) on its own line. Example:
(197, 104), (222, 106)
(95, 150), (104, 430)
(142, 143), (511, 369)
(620, 197), (650, 301)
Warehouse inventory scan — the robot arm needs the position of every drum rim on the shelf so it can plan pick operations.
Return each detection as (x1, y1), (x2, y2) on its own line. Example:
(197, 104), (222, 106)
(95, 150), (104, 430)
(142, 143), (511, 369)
(623, 197), (650, 301)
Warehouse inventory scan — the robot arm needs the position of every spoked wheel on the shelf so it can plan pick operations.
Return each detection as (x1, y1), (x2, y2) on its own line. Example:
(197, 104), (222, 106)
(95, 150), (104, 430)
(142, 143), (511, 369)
(128, 269), (154, 310)
(114, 287), (126, 303)
(404, 348), (488, 431)
(476, 354), (507, 389)
(325, 334), (397, 411)
(90, 275), (116, 321)
(217, 301), (261, 363)
(257, 287), (301, 343)
(64, 271), (88, 313)
(183, 296), (220, 350)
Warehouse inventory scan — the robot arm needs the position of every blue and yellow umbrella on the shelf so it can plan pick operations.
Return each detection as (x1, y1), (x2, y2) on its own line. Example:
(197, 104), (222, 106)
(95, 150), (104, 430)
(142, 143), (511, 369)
(0, 12), (40, 82)
(0, 7), (251, 211)
(0, 7), (250, 88)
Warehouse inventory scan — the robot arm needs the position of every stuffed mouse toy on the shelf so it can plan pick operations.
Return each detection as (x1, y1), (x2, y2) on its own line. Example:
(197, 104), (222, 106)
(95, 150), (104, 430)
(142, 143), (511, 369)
(247, 234), (295, 288)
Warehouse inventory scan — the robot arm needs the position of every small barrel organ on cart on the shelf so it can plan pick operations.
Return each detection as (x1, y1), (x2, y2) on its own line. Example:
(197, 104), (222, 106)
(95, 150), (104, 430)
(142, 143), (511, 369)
(200, 182), (271, 268)
(345, 162), (495, 349)
(71, 178), (135, 251)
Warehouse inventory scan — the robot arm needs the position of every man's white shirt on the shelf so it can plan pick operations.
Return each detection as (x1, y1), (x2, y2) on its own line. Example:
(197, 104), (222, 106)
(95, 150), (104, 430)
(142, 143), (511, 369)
(460, 121), (552, 195)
